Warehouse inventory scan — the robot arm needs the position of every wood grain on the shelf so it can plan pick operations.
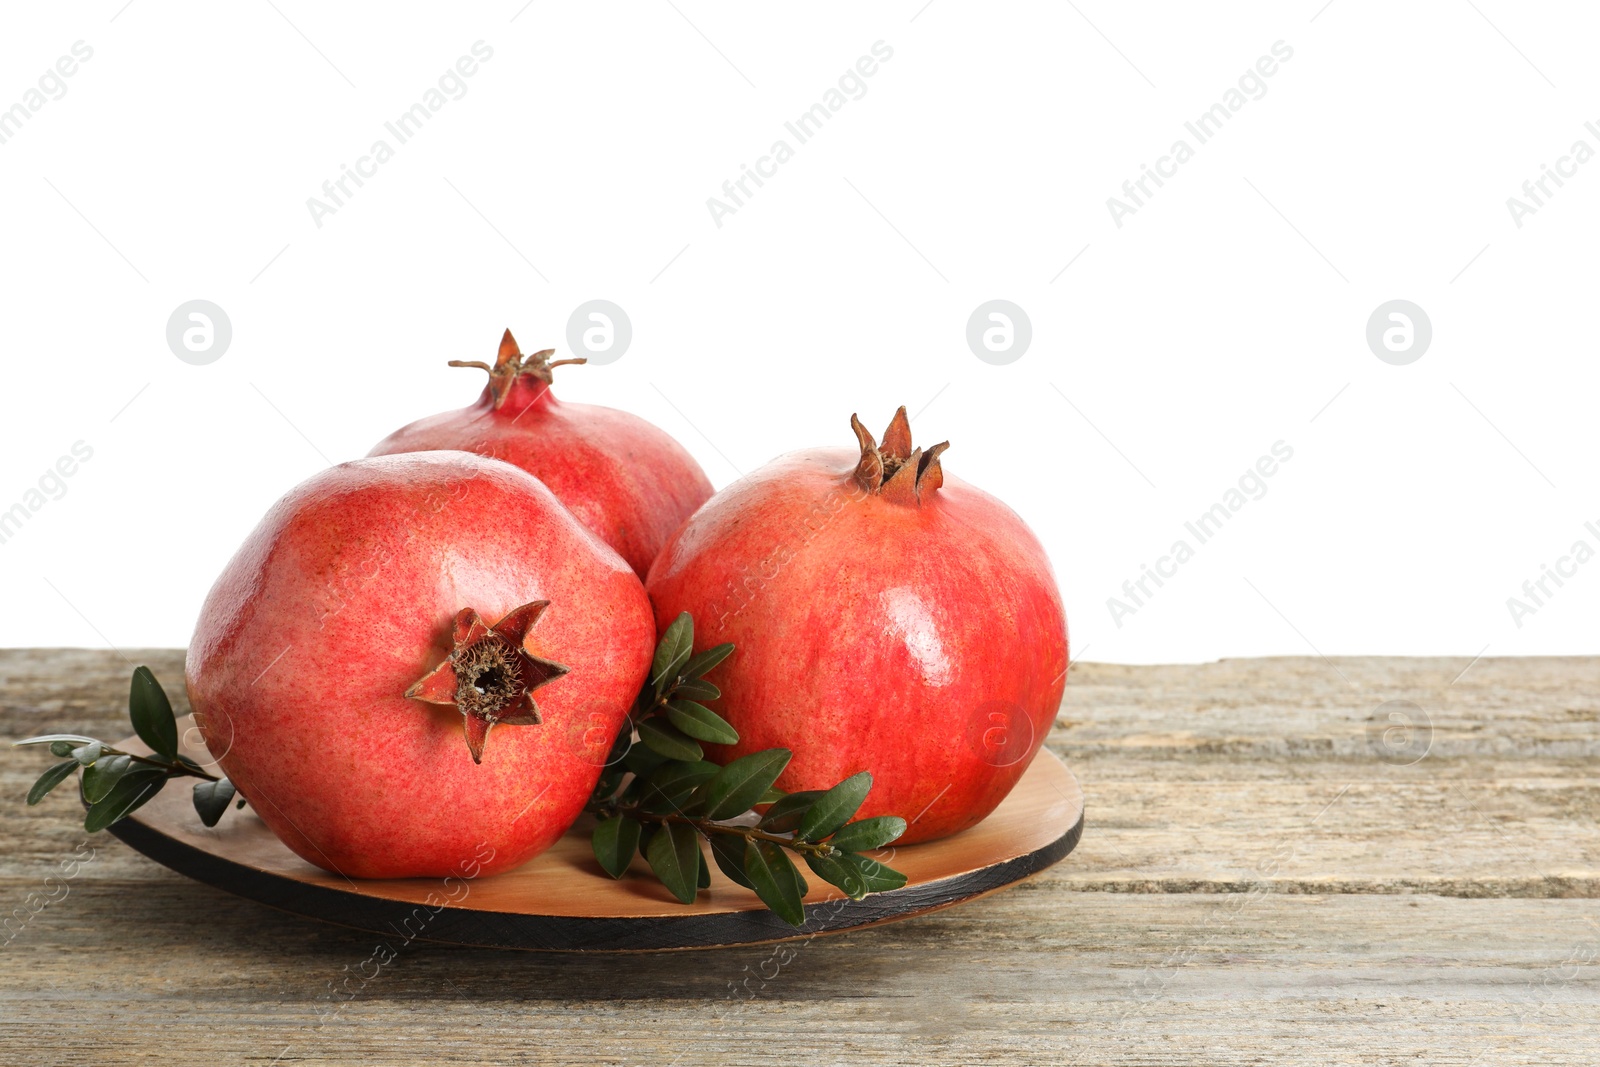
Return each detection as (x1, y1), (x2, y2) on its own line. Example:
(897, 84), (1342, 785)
(3, 651), (1598, 1065)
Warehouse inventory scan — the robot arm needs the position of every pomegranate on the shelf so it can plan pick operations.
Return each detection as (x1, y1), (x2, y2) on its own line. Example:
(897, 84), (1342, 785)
(645, 407), (1068, 844)
(185, 451), (654, 878)
(369, 329), (714, 578)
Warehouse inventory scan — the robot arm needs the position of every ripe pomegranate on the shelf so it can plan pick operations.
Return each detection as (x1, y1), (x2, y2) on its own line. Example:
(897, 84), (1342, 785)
(185, 451), (654, 879)
(369, 330), (714, 578)
(645, 407), (1068, 844)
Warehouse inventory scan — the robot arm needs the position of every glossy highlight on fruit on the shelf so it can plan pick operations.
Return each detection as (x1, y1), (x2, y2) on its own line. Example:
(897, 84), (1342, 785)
(185, 451), (654, 879)
(645, 407), (1069, 845)
(370, 330), (714, 578)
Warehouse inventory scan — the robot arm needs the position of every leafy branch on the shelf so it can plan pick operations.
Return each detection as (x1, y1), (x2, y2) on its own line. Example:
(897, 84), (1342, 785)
(588, 612), (909, 925)
(15, 666), (245, 831)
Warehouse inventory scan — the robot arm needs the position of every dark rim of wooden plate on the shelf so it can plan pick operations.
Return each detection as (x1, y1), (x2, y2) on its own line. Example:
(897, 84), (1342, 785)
(106, 754), (1083, 953)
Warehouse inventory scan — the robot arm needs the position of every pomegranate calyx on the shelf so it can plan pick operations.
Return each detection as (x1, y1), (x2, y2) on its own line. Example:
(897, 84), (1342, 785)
(447, 329), (588, 410)
(405, 599), (571, 764)
(850, 406), (949, 505)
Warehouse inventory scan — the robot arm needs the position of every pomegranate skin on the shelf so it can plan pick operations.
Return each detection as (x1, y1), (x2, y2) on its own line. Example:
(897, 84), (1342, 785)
(186, 452), (654, 879)
(645, 441), (1068, 845)
(369, 333), (713, 578)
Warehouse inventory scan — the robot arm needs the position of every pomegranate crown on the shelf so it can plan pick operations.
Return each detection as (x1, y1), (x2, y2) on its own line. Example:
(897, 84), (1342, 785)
(850, 406), (949, 505)
(405, 599), (570, 763)
(448, 329), (586, 409)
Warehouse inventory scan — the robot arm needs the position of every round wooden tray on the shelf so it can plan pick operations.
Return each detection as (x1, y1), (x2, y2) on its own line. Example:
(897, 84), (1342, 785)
(107, 717), (1083, 951)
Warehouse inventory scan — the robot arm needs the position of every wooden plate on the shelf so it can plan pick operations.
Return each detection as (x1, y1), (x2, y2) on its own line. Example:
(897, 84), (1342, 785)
(107, 716), (1083, 952)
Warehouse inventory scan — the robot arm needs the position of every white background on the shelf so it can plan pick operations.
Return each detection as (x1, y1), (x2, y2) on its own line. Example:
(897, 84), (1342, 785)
(1, 1), (1595, 665)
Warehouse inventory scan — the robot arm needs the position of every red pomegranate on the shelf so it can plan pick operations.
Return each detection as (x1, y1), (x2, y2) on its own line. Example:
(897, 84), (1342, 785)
(369, 330), (714, 578)
(185, 451), (654, 878)
(645, 407), (1068, 844)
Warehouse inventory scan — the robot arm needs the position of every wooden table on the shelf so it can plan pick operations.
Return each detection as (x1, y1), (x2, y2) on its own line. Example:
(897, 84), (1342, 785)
(3, 650), (1595, 1065)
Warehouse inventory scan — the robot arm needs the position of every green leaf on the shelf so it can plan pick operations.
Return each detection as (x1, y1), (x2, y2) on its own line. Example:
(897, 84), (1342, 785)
(638, 760), (721, 814)
(757, 785), (787, 804)
(638, 718), (703, 762)
(129, 666), (179, 758)
(83, 769), (167, 833)
(826, 815), (907, 853)
(796, 771), (873, 842)
(12, 733), (98, 749)
(651, 612), (694, 692)
(697, 848), (711, 889)
(804, 851), (871, 899)
(708, 834), (755, 890)
(644, 820), (702, 904)
(623, 737), (671, 777)
(192, 777), (237, 828)
(673, 678), (721, 702)
(70, 741), (104, 766)
(665, 700), (739, 745)
(839, 851), (908, 894)
(682, 642), (734, 681)
(49, 741), (76, 757)
(808, 851), (907, 897)
(27, 761), (79, 805)
(700, 748), (792, 821)
(758, 789), (825, 833)
(744, 841), (807, 926)
(591, 815), (642, 879)
(80, 754), (133, 804)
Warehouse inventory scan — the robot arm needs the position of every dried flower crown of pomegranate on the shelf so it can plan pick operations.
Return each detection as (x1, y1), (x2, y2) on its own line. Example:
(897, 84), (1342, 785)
(448, 329), (587, 409)
(406, 599), (570, 763)
(850, 406), (950, 505)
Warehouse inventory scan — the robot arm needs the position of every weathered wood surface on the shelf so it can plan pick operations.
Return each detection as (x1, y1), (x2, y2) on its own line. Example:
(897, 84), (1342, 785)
(2, 650), (1597, 1065)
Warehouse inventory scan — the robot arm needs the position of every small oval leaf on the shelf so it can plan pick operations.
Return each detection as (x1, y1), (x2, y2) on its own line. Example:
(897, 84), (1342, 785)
(80, 754), (133, 804)
(27, 761), (79, 806)
(83, 769), (167, 833)
(701, 748), (791, 821)
(682, 642), (734, 681)
(638, 760), (721, 814)
(192, 777), (237, 828)
(804, 851), (870, 899)
(651, 613), (694, 691)
(644, 820), (702, 904)
(808, 851), (907, 897)
(638, 718), (703, 762)
(623, 737), (671, 777)
(673, 679), (721, 702)
(744, 841), (807, 926)
(129, 666), (180, 758)
(591, 815), (642, 879)
(796, 771), (873, 842)
(757, 789), (826, 833)
(665, 700), (739, 745)
(708, 834), (755, 890)
(826, 815), (907, 853)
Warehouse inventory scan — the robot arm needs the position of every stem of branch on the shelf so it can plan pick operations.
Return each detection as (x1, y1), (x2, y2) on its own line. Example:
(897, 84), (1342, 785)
(593, 801), (838, 857)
